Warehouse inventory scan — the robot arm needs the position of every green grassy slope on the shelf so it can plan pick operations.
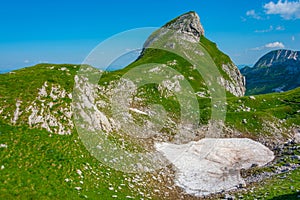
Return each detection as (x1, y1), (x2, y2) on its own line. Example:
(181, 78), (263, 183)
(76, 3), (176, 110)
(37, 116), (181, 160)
(0, 64), (77, 103)
(0, 61), (299, 198)
(226, 88), (300, 136)
(0, 121), (148, 199)
(0, 39), (299, 199)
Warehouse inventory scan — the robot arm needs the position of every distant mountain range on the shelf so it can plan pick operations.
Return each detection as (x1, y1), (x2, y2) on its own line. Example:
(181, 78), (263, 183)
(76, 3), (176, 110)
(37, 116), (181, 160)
(241, 49), (300, 95)
(237, 64), (252, 69)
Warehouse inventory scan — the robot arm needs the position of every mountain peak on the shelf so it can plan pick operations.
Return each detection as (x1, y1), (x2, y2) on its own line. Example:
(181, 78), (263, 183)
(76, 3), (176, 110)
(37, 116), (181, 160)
(254, 49), (300, 68)
(163, 11), (205, 42)
(144, 12), (205, 48)
(241, 49), (300, 95)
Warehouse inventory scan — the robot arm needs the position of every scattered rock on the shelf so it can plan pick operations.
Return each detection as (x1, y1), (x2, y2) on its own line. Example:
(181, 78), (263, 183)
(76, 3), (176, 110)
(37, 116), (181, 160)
(108, 187), (114, 190)
(293, 129), (300, 143)
(11, 100), (22, 124)
(76, 169), (83, 176)
(74, 187), (82, 191)
(279, 175), (287, 179)
(249, 96), (256, 100)
(291, 155), (300, 161)
(224, 193), (234, 200)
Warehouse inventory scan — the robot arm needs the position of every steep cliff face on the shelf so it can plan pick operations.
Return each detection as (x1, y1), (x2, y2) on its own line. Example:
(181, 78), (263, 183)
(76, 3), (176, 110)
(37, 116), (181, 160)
(199, 36), (246, 97)
(165, 11), (205, 38)
(144, 11), (204, 46)
(241, 49), (300, 95)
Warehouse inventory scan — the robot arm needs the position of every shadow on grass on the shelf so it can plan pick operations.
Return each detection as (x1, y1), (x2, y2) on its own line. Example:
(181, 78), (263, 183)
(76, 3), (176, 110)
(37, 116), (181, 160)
(271, 193), (299, 200)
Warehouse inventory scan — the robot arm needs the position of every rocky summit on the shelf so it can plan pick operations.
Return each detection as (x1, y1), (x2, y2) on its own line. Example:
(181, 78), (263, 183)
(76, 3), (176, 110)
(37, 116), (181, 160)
(164, 11), (205, 43)
(144, 12), (205, 47)
(143, 11), (245, 97)
(241, 49), (300, 95)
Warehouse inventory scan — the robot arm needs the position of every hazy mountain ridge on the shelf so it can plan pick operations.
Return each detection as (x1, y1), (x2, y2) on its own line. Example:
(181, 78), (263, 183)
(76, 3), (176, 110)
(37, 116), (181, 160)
(241, 49), (300, 95)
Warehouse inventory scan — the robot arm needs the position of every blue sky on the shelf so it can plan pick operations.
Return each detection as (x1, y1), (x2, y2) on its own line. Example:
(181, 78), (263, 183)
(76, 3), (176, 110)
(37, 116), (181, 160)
(0, 0), (299, 70)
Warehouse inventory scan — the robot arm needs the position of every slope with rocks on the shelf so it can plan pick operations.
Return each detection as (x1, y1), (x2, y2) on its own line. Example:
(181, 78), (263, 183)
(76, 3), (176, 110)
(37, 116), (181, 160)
(0, 12), (247, 136)
(0, 12), (299, 199)
(241, 49), (300, 95)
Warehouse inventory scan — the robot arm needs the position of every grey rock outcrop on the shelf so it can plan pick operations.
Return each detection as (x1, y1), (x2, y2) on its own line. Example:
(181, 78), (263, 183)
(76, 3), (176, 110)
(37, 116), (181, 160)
(144, 11), (205, 47)
(164, 11), (204, 43)
(218, 63), (246, 97)
(293, 128), (300, 143)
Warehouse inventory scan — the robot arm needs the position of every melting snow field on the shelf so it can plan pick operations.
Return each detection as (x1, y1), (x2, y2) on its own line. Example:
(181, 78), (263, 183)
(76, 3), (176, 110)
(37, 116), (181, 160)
(155, 138), (274, 196)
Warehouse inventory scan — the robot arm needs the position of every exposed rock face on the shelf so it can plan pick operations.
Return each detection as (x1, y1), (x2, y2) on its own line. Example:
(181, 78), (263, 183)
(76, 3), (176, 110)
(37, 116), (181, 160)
(218, 63), (246, 97)
(26, 82), (74, 135)
(11, 100), (22, 125)
(164, 11), (205, 43)
(156, 138), (274, 197)
(73, 75), (113, 133)
(144, 11), (205, 47)
(1, 80), (74, 135)
(293, 128), (300, 143)
(241, 49), (300, 95)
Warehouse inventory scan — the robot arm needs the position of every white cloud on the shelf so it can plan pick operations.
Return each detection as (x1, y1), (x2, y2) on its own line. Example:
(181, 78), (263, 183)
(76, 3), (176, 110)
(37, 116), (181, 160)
(255, 25), (285, 33)
(24, 60), (30, 63)
(250, 46), (264, 51)
(264, 0), (300, 20)
(292, 35), (295, 40)
(246, 9), (262, 19)
(275, 25), (285, 30)
(265, 41), (285, 48)
(251, 41), (285, 51)
(255, 25), (273, 33)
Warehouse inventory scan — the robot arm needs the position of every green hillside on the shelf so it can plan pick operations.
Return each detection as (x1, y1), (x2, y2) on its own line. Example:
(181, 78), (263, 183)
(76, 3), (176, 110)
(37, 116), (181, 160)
(0, 60), (299, 198)
(0, 15), (299, 198)
(0, 121), (147, 199)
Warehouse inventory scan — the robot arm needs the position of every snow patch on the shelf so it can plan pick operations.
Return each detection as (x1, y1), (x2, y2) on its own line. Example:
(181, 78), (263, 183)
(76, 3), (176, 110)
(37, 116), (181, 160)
(155, 138), (274, 197)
